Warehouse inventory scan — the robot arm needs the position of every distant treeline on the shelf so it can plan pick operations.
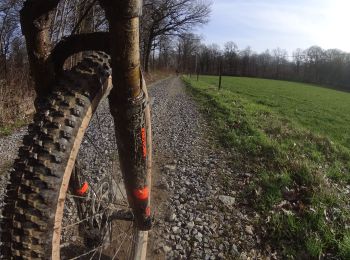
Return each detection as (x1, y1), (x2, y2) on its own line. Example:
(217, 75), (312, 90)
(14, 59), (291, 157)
(152, 34), (350, 90)
(202, 43), (350, 90)
(1, 0), (348, 93)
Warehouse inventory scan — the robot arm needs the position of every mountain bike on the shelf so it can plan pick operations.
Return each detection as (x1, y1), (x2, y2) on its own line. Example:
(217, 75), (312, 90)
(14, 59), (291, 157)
(0, 0), (152, 259)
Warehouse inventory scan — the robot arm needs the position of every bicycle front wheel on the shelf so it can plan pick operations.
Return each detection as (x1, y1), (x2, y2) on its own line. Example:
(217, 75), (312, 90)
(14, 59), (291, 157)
(0, 53), (152, 259)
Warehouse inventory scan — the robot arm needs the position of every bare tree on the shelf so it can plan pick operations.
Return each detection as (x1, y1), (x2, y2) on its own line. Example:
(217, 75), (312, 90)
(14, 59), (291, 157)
(176, 33), (200, 72)
(223, 41), (238, 75)
(293, 48), (304, 79)
(272, 48), (288, 79)
(141, 0), (211, 72)
(0, 0), (21, 78)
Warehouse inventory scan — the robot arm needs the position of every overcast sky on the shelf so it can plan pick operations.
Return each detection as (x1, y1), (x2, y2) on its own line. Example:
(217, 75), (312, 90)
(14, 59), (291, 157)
(196, 0), (350, 54)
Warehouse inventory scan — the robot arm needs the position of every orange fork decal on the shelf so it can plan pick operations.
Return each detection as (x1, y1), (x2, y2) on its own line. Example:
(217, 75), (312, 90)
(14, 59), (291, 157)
(141, 127), (147, 158)
(76, 181), (89, 196)
(145, 207), (151, 216)
(133, 187), (149, 200)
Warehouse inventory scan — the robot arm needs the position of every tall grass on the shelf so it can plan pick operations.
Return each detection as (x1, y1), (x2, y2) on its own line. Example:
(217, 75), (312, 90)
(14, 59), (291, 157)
(0, 69), (35, 136)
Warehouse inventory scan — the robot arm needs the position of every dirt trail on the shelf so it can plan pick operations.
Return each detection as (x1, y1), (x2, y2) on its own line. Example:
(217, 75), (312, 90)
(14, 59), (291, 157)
(0, 77), (268, 259)
(147, 77), (268, 259)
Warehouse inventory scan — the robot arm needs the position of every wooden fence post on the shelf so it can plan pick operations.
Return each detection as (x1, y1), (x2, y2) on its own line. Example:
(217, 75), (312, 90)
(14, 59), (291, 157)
(195, 54), (199, 81)
(218, 57), (222, 90)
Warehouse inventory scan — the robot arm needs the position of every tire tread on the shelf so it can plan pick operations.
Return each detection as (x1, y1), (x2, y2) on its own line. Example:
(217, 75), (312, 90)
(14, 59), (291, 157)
(0, 53), (111, 258)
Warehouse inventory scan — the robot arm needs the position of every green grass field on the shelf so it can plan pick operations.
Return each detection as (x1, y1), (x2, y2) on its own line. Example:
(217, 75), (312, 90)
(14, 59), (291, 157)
(184, 75), (350, 258)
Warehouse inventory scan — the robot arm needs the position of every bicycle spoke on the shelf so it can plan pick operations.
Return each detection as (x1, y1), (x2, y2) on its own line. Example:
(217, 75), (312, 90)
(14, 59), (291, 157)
(112, 233), (129, 260)
(126, 232), (133, 257)
(88, 214), (111, 260)
(62, 208), (108, 230)
(111, 224), (133, 260)
(98, 246), (103, 260)
(65, 208), (113, 259)
(111, 161), (128, 202)
(60, 95), (148, 258)
(67, 245), (103, 260)
(67, 193), (88, 199)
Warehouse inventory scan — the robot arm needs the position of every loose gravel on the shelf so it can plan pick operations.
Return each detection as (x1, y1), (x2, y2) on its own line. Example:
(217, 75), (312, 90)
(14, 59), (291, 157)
(148, 77), (272, 259)
(0, 77), (274, 259)
(0, 128), (27, 164)
(0, 127), (27, 210)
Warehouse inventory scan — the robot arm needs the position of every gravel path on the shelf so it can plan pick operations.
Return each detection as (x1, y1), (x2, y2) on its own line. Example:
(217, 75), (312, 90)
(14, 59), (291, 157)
(148, 77), (268, 259)
(0, 128), (27, 166)
(0, 127), (27, 209)
(0, 77), (269, 259)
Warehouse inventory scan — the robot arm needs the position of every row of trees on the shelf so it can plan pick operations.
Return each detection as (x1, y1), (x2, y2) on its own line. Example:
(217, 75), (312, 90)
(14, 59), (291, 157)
(155, 34), (350, 90)
(217, 43), (350, 89)
(0, 0), (211, 83)
(1, 0), (349, 91)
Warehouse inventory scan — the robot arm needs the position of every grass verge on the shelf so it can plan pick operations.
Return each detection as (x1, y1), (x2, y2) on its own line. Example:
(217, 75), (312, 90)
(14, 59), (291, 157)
(0, 78), (34, 137)
(0, 119), (29, 137)
(183, 76), (350, 259)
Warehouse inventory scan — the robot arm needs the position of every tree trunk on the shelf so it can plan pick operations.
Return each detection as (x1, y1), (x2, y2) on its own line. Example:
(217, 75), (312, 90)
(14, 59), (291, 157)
(20, 0), (60, 98)
(144, 36), (152, 72)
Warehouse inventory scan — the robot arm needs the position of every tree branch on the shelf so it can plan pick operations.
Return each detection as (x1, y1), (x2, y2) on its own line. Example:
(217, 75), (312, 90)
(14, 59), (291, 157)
(71, 0), (98, 34)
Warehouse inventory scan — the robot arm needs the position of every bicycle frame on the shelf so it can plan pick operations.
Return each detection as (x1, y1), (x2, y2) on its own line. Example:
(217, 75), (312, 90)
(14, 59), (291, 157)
(20, 0), (151, 230)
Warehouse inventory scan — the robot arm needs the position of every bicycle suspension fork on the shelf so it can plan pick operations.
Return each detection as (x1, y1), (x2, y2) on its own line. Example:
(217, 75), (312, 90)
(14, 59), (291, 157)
(99, 0), (152, 230)
(20, 0), (151, 230)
